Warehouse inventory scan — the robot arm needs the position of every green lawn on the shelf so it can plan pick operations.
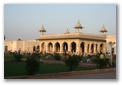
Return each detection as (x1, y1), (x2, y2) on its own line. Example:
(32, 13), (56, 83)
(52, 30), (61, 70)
(4, 61), (96, 77)
(4, 54), (14, 59)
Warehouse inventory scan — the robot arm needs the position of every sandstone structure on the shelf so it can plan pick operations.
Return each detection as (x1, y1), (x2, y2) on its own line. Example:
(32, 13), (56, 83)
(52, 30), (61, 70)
(4, 21), (116, 55)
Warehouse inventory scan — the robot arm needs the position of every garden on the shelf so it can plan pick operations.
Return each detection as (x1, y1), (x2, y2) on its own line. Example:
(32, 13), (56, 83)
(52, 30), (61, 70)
(4, 52), (116, 78)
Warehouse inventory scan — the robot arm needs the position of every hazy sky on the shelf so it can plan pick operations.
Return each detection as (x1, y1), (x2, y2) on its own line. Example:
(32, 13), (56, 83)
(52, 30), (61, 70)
(4, 4), (116, 40)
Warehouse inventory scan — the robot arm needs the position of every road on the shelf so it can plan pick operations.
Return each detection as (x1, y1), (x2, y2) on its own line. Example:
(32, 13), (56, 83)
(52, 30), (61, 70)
(62, 72), (116, 79)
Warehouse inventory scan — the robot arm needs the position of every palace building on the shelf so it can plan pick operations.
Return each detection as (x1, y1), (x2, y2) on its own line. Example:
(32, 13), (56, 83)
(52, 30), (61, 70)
(4, 21), (116, 55)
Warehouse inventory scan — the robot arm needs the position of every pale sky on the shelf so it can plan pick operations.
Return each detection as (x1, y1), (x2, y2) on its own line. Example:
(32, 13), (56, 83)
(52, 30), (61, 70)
(4, 4), (116, 40)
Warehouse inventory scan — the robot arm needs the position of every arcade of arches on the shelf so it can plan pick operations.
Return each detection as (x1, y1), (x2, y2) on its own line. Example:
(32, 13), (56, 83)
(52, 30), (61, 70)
(39, 40), (106, 55)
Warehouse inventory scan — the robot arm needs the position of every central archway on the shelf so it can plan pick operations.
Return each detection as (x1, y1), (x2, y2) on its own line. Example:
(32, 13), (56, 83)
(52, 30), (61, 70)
(48, 42), (53, 52)
(100, 43), (104, 52)
(33, 46), (36, 52)
(71, 42), (76, 52)
(55, 42), (60, 53)
(63, 42), (68, 52)
(37, 45), (40, 52)
(80, 42), (85, 54)
(91, 44), (94, 53)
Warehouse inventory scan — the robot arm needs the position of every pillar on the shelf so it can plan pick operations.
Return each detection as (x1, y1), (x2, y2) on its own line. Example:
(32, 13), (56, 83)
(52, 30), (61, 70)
(68, 44), (71, 52)
(53, 45), (56, 53)
(103, 43), (106, 53)
(89, 43), (91, 54)
(84, 43), (87, 54)
(97, 44), (100, 53)
(94, 44), (96, 54)
(60, 45), (63, 53)
(46, 44), (48, 53)
(76, 43), (80, 55)
(39, 43), (42, 52)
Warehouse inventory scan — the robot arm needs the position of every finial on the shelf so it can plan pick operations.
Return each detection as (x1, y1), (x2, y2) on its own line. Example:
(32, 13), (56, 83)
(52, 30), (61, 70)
(74, 20), (84, 31)
(39, 25), (46, 34)
(100, 24), (107, 34)
(64, 28), (70, 34)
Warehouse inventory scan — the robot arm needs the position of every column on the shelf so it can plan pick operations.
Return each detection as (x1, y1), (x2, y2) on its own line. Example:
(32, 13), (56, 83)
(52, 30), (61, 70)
(103, 43), (106, 53)
(53, 45), (56, 53)
(84, 43), (87, 54)
(46, 44), (48, 53)
(68, 44), (71, 52)
(60, 45), (63, 53)
(97, 44), (100, 53)
(89, 43), (91, 54)
(94, 44), (96, 54)
(39, 43), (42, 52)
(76, 43), (80, 55)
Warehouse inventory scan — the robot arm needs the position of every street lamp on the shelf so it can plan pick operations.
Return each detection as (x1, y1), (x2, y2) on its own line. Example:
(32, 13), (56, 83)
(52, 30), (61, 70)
(109, 41), (115, 66)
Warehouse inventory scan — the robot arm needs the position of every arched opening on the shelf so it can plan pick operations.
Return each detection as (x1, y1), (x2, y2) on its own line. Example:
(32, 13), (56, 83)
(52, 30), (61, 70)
(37, 45), (40, 52)
(5, 46), (8, 51)
(55, 42), (60, 52)
(48, 42), (53, 52)
(100, 43), (104, 52)
(71, 42), (76, 52)
(33, 46), (36, 52)
(80, 42), (85, 54)
(91, 44), (94, 53)
(63, 42), (68, 52)
(41, 42), (45, 53)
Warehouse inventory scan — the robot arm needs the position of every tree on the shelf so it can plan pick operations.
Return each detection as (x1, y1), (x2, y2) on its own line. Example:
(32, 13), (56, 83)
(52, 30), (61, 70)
(64, 55), (80, 71)
(93, 53), (107, 69)
(13, 53), (22, 62)
(25, 54), (40, 75)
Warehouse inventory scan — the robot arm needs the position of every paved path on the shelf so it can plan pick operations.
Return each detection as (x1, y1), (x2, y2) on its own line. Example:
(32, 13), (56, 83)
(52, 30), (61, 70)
(63, 72), (116, 79)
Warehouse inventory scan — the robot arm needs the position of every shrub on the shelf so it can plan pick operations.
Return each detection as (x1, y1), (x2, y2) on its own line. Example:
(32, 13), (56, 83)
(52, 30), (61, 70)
(64, 55), (80, 71)
(25, 55), (40, 75)
(93, 53), (107, 69)
(98, 58), (107, 69)
(13, 53), (22, 62)
(53, 53), (61, 60)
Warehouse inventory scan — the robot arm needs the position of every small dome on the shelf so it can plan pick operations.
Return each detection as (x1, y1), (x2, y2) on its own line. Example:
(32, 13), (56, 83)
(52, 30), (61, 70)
(64, 28), (70, 34)
(74, 20), (84, 29)
(39, 25), (46, 32)
(100, 25), (107, 33)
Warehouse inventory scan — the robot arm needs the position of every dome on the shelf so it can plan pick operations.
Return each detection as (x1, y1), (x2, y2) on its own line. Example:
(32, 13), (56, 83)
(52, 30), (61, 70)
(74, 20), (84, 29)
(100, 25), (107, 33)
(64, 28), (70, 34)
(39, 25), (46, 32)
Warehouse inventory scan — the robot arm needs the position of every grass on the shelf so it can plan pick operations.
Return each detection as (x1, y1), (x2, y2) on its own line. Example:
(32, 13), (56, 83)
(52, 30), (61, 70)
(4, 53), (51, 60)
(4, 54), (14, 59)
(4, 61), (96, 77)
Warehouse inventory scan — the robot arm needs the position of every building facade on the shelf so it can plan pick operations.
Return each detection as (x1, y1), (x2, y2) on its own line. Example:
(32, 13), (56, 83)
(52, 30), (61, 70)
(4, 21), (116, 55)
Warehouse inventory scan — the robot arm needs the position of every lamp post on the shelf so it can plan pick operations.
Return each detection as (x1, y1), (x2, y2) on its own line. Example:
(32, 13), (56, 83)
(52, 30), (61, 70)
(109, 41), (115, 66)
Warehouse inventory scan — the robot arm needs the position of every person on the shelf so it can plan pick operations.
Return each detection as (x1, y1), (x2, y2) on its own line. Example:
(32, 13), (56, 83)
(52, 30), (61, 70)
(105, 52), (111, 67)
(18, 49), (21, 55)
(112, 53), (116, 67)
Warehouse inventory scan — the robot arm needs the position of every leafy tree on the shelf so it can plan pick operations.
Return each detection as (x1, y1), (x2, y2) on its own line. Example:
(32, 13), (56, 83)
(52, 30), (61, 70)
(93, 53), (107, 69)
(25, 54), (40, 75)
(64, 55), (80, 71)
(53, 53), (61, 60)
(13, 53), (22, 62)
